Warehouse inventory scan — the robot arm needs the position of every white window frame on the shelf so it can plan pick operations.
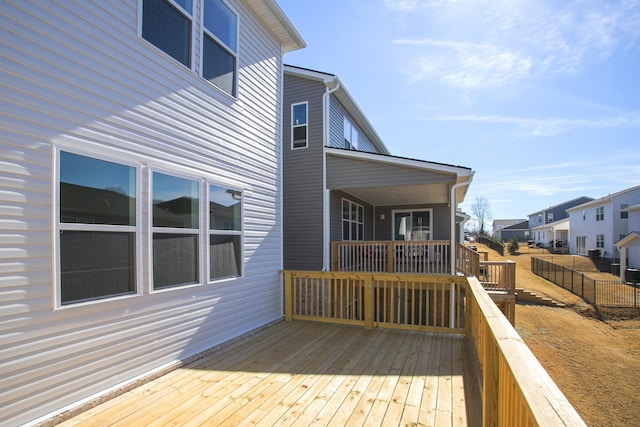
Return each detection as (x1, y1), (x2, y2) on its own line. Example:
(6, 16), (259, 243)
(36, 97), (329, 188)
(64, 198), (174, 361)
(342, 199), (364, 241)
(200, 0), (239, 97)
(392, 209), (433, 241)
(54, 147), (142, 309)
(621, 204), (629, 219)
(343, 117), (358, 150)
(596, 234), (604, 249)
(596, 206), (604, 221)
(291, 101), (308, 149)
(149, 169), (203, 292)
(207, 182), (244, 282)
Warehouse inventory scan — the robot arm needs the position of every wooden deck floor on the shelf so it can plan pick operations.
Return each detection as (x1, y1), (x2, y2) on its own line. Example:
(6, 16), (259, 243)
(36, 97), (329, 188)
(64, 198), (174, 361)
(58, 321), (481, 426)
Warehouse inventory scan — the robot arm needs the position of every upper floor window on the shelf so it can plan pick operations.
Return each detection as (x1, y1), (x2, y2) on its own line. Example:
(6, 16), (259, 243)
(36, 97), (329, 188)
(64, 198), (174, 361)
(343, 117), (358, 150)
(291, 102), (308, 149)
(141, 0), (239, 97)
(596, 206), (604, 221)
(58, 151), (137, 305)
(621, 204), (629, 219)
(202, 0), (238, 96)
(547, 213), (554, 222)
(142, 0), (193, 68)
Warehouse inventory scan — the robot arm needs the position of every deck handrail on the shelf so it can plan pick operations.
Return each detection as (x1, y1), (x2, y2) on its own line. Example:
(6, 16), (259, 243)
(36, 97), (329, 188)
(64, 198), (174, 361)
(282, 270), (585, 426)
(465, 275), (585, 426)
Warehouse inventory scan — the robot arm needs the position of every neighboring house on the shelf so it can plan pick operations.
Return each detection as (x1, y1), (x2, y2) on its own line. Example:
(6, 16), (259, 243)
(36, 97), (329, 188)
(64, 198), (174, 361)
(531, 218), (569, 251)
(493, 219), (527, 241)
(567, 185), (640, 259)
(499, 220), (531, 242)
(0, 1), (304, 425)
(616, 204), (640, 279)
(282, 65), (474, 271)
(528, 196), (593, 246)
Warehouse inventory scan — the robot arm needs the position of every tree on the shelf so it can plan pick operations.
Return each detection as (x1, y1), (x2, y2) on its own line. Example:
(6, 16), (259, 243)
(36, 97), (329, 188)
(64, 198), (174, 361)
(471, 197), (492, 236)
(508, 237), (519, 255)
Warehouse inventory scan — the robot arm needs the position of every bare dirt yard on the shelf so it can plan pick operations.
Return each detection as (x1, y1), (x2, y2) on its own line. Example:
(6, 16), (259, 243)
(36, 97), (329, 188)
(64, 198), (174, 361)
(476, 243), (640, 426)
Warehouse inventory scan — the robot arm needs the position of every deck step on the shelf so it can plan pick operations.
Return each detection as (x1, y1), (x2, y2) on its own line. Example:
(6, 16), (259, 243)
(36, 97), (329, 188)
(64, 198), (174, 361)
(515, 288), (566, 308)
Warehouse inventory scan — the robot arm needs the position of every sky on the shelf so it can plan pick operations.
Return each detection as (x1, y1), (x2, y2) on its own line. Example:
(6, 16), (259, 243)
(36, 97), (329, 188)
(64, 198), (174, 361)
(277, 0), (640, 230)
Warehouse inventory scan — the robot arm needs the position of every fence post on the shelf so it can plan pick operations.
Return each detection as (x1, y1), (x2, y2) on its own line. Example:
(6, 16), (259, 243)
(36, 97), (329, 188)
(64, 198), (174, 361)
(364, 275), (374, 330)
(581, 274), (584, 299)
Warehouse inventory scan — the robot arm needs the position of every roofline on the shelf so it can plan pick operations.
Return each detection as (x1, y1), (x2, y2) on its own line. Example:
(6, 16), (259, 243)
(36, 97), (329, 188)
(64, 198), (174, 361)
(566, 185), (640, 212)
(616, 231), (640, 247)
(531, 217), (569, 231)
(245, 0), (306, 52)
(527, 196), (595, 216)
(285, 64), (391, 155)
(326, 147), (474, 178)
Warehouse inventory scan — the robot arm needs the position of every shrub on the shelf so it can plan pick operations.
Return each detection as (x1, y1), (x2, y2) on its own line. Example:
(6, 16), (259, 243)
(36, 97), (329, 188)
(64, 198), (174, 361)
(508, 237), (519, 255)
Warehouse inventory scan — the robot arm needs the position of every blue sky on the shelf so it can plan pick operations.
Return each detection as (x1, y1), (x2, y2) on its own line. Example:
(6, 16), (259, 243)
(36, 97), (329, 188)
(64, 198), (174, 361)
(278, 0), (640, 230)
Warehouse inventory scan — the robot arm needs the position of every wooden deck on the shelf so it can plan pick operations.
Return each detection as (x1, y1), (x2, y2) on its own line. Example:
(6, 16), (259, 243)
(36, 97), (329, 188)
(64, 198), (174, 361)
(57, 320), (481, 426)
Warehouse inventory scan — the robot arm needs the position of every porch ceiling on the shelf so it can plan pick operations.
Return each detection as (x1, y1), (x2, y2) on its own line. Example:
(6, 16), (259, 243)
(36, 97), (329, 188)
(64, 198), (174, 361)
(340, 183), (450, 206)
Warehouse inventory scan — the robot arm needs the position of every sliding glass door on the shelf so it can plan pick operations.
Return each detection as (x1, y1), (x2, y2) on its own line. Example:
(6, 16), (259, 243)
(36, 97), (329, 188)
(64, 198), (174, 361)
(393, 210), (432, 241)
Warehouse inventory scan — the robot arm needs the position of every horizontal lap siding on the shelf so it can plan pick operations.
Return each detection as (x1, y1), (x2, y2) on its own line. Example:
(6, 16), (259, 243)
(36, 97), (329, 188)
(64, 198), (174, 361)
(282, 75), (325, 270)
(328, 97), (378, 152)
(0, 1), (285, 425)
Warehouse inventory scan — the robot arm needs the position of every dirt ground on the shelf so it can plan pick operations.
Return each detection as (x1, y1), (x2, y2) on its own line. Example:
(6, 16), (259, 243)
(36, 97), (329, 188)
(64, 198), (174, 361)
(476, 243), (640, 426)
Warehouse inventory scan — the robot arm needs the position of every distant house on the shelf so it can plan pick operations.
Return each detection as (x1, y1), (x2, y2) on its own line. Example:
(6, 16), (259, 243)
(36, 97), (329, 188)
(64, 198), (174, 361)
(616, 203), (640, 279)
(499, 220), (531, 242)
(493, 219), (527, 241)
(0, 1), (304, 425)
(528, 196), (593, 246)
(531, 218), (569, 251)
(282, 65), (474, 271)
(567, 185), (640, 260)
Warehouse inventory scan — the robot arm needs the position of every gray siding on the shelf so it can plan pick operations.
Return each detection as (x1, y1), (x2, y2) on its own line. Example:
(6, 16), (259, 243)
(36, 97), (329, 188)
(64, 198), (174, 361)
(282, 74), (326, 270)
(328, 96), (378, 153)
(374, 205), (451, 240)
(330, 191), (375, 242)
(1, 1), (287, 425)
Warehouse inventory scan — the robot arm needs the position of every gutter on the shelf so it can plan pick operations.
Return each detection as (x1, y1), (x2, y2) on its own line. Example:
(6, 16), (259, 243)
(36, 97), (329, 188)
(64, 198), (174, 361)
(322, 79), (340, 271)
(449, 176), (472, 329)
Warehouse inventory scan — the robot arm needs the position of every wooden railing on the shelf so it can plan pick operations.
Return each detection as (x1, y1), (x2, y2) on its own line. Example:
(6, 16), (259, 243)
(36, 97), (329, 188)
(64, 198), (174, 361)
(283, 271), (466, 333)
(331, 240), (480, 276)
(465, 275), (585, 426)
(282, 270), (585, 426)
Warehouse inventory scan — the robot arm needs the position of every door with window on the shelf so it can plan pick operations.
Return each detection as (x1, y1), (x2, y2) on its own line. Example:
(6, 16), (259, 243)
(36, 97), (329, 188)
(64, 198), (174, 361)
(393, 210), (431, 241)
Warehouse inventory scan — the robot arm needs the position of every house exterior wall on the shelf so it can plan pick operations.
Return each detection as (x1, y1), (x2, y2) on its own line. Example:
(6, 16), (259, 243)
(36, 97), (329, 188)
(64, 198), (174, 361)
(328, 97), (379, 153)
(627, 209), (640, 269)
(330, 190), (375, 242)
(528, 196), (593, 232)
(374, 205), (451, 241)
(1, 1), (291, 425)
(282, 74), (326, 270)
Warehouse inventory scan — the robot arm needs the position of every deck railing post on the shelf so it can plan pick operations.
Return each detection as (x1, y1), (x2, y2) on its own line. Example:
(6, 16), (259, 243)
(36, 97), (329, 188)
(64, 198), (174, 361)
(284, 271), (293, 321)
(364, 275), (374, 330)
(387, 241), (394, 273)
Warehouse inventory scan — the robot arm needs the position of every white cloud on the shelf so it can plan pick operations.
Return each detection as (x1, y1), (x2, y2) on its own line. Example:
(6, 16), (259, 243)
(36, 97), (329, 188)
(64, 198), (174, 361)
(387, 0), (640, 88)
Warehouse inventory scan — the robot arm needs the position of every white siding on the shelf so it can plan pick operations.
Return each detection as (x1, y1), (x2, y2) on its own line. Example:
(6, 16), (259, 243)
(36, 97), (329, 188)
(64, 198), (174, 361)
(0, 1), (286, 425)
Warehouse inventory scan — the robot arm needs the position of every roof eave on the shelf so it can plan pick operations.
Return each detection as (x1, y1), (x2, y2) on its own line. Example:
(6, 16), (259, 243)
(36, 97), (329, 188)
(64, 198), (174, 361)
(245, 0), (306, 52)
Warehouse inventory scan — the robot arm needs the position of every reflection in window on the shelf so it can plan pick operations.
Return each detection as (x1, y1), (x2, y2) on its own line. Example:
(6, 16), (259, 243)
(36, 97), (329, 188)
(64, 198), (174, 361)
(202, 0), (238, 96)
(209, 184), (242, 280)
(142, 0), (192, 67)
(152, 172), (200, 289)
(59, 151), (137, 305)
(292, 102), (308, 149)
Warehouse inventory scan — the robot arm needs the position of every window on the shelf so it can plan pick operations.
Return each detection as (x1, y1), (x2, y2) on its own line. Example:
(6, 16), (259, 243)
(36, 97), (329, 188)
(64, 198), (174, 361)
(202, 0), (238, 96)
(547, 213), (553, 222)
(596, 234), (604, 249)
(343, 117), (358, 150)
(142, 0), (193, 67)
(291, 102), (308, 149)
(152, 172), (200, 289)
(393, 210), (431, 241)
(582, 210), (586, 221)
(596, 206), (604, 221)
(141, 0), (239, 97)
(576, 236), (587, 254)
(342, 199), (364, 241)
(209, 184), (242, 280)
(621, 204), (629, 219)
(58, 151), (137, 305)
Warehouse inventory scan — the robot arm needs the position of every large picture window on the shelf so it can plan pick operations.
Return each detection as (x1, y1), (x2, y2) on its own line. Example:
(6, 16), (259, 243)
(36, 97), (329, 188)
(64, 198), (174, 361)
(142, 0), (192, 68)
(58, 151), (137, 305)
(202, 0), (238, 96)
(291, 102), (308, 149)
(152, 172), (200, 289)
(209, 184), (242, 280)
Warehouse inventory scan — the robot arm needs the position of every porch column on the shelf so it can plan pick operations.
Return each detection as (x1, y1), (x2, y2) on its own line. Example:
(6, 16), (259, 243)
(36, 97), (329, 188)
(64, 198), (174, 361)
(619, 246), (627, 281)
(323, 189), (331, 271)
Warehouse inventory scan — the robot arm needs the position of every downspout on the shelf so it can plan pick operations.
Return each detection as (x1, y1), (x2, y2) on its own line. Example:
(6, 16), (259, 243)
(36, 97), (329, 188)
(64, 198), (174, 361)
(322, 79), (340, 271)
(449, 177), (471, 328)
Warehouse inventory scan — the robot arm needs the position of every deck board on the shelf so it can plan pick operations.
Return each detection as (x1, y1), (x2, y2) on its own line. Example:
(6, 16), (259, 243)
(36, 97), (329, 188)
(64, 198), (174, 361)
(57, 321), (480, 426)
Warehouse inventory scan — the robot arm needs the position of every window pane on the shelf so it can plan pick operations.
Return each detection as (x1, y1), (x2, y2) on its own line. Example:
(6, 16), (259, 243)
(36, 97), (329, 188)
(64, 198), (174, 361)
(153, 233), (198, 288)
(203, 0), (237, 51)
(60, 231), (135, 304)
(142, 0), (191, 67)
(153, 172), (199, 228)
(357, 206), (364, 222)
(210, 185), (241, 231)
(210, 235), (241, 280)
(203, 34), (236, 96)
(292, 103), (307, 125)
(343, 221), (350, 240)
(174, 0), (192, 14)
(343, 201), (350, 220)
(60, 151), (136, 226)
(293, 126), (307, 148)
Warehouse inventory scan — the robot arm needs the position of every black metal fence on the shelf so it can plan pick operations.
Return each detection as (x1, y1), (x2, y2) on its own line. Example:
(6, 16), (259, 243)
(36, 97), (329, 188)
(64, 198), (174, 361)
(531, 257), (639, 308)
